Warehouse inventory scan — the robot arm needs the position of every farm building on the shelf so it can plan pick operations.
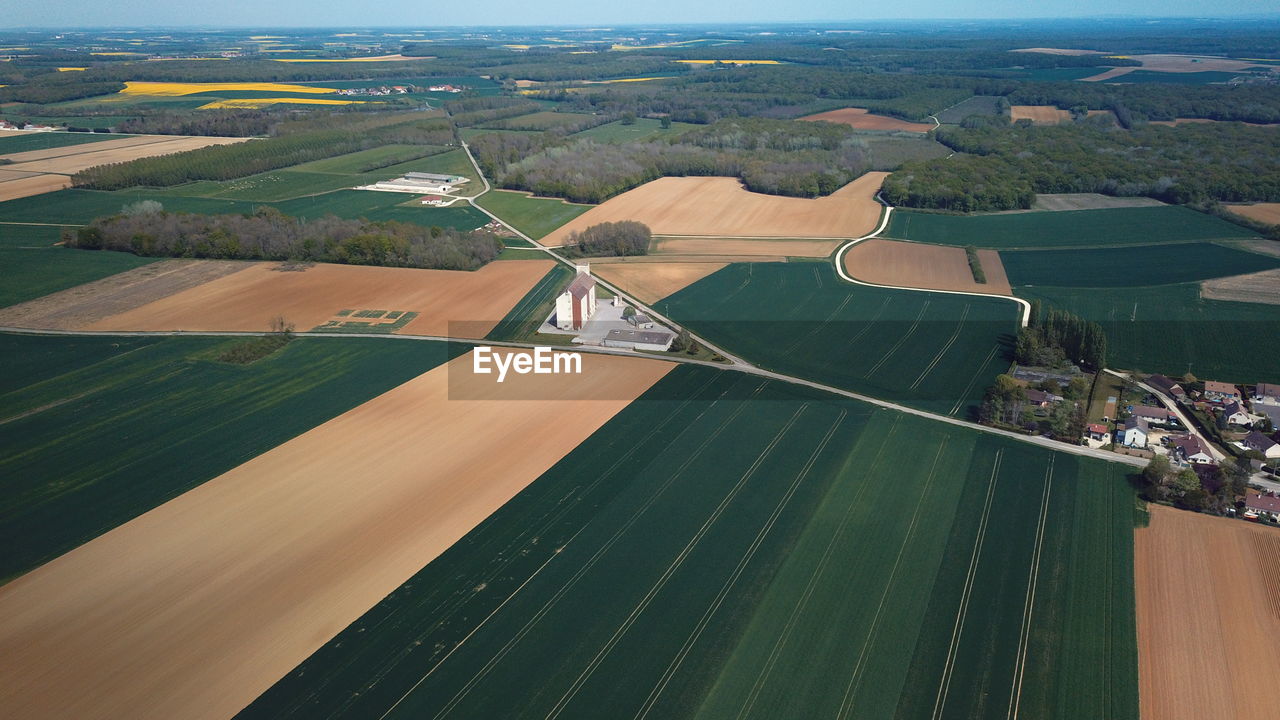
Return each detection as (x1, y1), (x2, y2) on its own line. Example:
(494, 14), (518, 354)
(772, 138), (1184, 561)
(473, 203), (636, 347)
(1243, 431), (1280, 460)
(602, 328), (675, 352)
(406, 171), (468, 185)
(1121, 417), (1150, 448)
(555, 265), (597, 331)
(421, 195), (448, 206)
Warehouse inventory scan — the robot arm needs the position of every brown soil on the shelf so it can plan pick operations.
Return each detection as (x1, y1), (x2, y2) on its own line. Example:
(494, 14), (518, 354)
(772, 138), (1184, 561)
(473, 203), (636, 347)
(1011, 47), (1108, 56)
(0, 173), (71, 201)
(1136, 505), (1280, 720)
(1079, 67), (1137, 82)
(84, 260), (556, 338)
(1226, 203), (1280, 226)
(1031, 193), (1166, 211)
(799, 107), (934, 132)
(842, 238), (1011, 295)
(1010, 106), (1113, 125)
(4, 136), (247, 175)
(653, 236), (840, 257)
(0, 135), (190, 164)
(0, 350), (671, 720)
(0, 169), (43, 181)
(0, 259), (252, 329)
(594, 262), (731, 303)
(543, 172), (888, 246)
(1201, 268), (1280, 305)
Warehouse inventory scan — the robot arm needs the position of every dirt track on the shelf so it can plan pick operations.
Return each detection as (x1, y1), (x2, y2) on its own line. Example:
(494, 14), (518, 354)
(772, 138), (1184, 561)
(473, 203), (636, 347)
(0, 350), (671, 720)
(86, 260), (555, 338)
(594, 261), (731, 303)
(799, 107), (934, 132)
(543, 172), (888, 245)
(653, 236), (840, 257)
(842, 238), (1011, 295)
(1136, 505), (1280, 720)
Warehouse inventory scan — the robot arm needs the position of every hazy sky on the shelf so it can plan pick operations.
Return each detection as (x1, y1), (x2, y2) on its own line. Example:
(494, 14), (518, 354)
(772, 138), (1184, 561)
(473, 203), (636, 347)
(6, 0), (1279, 28)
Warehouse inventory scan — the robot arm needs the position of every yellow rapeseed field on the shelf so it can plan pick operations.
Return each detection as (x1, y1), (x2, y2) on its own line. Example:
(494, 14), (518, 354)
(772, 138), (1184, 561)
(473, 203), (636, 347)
(121, 81), (339, 96)
(197, 98), (366, 109)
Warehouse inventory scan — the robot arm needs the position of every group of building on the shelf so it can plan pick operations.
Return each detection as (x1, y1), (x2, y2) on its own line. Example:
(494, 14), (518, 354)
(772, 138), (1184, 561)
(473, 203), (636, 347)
(553, 265), (675, 352)
(0, 121), (58, 132)
(356, 171), (470, 197)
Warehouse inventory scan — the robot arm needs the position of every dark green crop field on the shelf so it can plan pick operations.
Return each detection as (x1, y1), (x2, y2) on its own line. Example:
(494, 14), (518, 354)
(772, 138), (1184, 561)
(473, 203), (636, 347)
(1001, 242), (1280, 287)
(657, 263), (1020, 417)
(0, 131), (123, 154)
(0, 334), (465, 582)
(885, 206), (1256, 249)
(485, 262), (573, 341)
(0, 224), (156, 307)
(1018, 283), (1280, 382)
(239, 366), (1138, 720)
(475, 189), (594, 240)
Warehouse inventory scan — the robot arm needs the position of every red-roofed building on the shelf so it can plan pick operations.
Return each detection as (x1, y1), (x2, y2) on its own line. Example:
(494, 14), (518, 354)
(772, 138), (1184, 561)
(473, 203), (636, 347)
(554, 265), (597, 331)
(1246, 491), (1280, 521)
(1085, 423), (1109, 442)
(1203, 381), (1241, 402)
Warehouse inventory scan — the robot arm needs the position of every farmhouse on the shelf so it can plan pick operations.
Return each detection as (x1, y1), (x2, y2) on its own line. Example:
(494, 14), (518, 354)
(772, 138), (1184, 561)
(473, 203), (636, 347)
(1245, 491), (1280, 521)
(1172, 435), (1215, 465)
(1121, 416), (1150, 448)
(602, 328), (675, 352)
(1243, 430), (1280, 460)
(555, 265), (597, 331)
(1203, 380), (1242, 402)
(1148, 374), (1186, 400)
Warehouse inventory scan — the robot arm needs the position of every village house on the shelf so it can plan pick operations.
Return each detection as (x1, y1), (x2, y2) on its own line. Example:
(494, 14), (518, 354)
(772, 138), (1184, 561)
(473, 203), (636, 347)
(1121, 416), (1150, 448)
(1172, 435), (1215, 465)
(554, 265), (597, 331)
(1203, 380), (1242, 403)
(1025, 388), (1063, 408)
(1243, 430), (1280, 460)
(1147, 374), (1186, 400)
(1085, 423), (1110, 442)
(1254, 383), (1280, 405)
(1245, 491), (1280, 521)
(1131, 405), (1176, 423)
(1220, 400), (1254, 428)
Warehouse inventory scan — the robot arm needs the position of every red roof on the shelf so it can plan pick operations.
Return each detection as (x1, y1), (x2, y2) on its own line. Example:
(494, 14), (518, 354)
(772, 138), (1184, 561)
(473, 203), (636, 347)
(1204, 381), (1240, 396)
(1086, 423), (1108, 434)
(566, 273), (595, 299)
(1247, 492), (1280, 514)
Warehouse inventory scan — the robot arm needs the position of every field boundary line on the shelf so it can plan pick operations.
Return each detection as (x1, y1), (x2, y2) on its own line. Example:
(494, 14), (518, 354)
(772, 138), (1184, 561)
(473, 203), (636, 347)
(783, 292), (853, 354)
(545, 403), (808, 720)
(734, 412), (902, 720)
(864, 299), (929, 378)
(425, 381), (770, 720)
(931, 449), (1003, 720)
(910, 303), (971, 390)
(836, 436), (950, 720)
(633, 407), (847, 720)
(948, 343), (1002, 417)
(1008, 454), (1056, 720)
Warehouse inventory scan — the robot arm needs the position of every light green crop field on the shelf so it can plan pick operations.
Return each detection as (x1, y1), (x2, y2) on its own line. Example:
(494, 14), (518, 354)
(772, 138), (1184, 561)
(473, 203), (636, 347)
(475, 189), (593, 240)
(239, 366), (1138, 720)
(885, 206), (1257, 249)
(0, 333), (466, 583)
(485, 263), (574, 341)
(0, 224), (156, 307)
(290, 144), (449, 175)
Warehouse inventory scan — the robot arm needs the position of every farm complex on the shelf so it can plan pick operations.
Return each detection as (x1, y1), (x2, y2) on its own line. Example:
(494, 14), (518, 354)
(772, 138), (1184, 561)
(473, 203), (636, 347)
(2, 17), (1280, 720)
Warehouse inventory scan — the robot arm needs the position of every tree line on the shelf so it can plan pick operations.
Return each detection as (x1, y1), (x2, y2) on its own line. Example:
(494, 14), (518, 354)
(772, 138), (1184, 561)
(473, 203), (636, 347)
(1017, 301), (1107, 371)
(561, 221), (650, 257)
(67, 203), (501, 271)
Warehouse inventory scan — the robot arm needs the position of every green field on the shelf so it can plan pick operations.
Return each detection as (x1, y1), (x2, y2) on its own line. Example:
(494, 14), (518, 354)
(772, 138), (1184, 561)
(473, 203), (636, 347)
(885, 206), (1257, 249)
(485, 263), (573, 341)
(290, 144), (449, 175)
(0, 333), (466, 582)
(569, 117), (697, 143)
(1109, 70), (1244, 85)
(482, 110), (598, 131)
(475, 189), (593, 240)
(658, 263), (1021, 417)
(0, 131), (123, 154)
(0, 224), (156, 307)
(0, 116), (138, 129)
(1018, 283), (1280, 382)
(374, 147), (480, 186)
(238, 366), (1138, 720)
(1001, 242), (1280, 287)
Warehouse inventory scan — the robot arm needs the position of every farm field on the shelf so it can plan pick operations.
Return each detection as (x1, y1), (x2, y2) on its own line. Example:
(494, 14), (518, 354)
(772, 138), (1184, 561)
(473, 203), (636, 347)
(1000, 242), (1280, 287)
(0, 130), (122, 153)
(481, 110), (597, 131)
(485, 263), (573, 341)
(1136, 505), (1280, 720)
(288, 144), (449, 174)
(1202, 268), (1280, 305)
(238, 366), (1139, 720)
(82, 259), (556, 338)
(1031, 193), (1166, 211)
(658, 262), (1021, 416)
(1226, 202), (1280, 226)
(799, 107), (934, 132)
(1009, 105), (1072, 124)
(653, 235), (841, 257)
(0, 349), (671, 720)
(862, 134), (952, 169)
(475, 189), (593, 240)
(0, 333), (466, 582)
(933, 95), (1004, 124)
(593, 261), (731, 304)
(844, 238), (1011, 295)
(884, 205), (1256, 249)
(1016, 283), (1280, 382)
(0, 224), (157, 307)
(542, 173), (889, 245)
(569, 117), (697, 143)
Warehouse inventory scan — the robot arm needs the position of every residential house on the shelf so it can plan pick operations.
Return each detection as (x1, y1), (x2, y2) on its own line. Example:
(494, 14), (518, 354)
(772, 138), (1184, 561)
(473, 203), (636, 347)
(1121, 417), (1150, 448)
(1025, 389), (1063, 407)
(1148, 374), (1186, 400)
(1220, 400), (1254, 428)
(1172, 435), (1215, 465)
(1085, 423), (1109, 442)
(1243, 430), (1280, 460)
(1131, 405), (1176, 423)
(1254, 383), (1280, 405)
(1245, 491), (1280, 521)
(1203, 380), (1242, 403)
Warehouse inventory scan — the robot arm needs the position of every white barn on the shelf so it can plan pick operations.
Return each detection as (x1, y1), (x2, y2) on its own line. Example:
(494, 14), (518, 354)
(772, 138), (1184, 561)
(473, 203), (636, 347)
(555, 265), (597, 331)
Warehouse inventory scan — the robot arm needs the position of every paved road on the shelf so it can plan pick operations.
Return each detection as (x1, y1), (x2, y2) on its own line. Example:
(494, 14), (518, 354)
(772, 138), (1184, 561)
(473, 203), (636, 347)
(1105, 368), (1229, 463)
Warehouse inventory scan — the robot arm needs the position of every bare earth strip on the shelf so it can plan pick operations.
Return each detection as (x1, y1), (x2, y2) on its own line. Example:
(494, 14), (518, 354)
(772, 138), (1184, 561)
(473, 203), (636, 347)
(0, 350), (672, 720)
(0, 259), (253, 329)
(4, 137), (248, 175)
(543, 172), (888, 246)
(1011, 47), (1109, 56)
(1201, 268), (1280, 305)
(1226, 203), (1280, 226)
(1079, 67), (1138, 82)
(86, 260), (556, 338)
(1031, 193), (1166, 211)
(1136, 505), (1280, 720)
(0, 174), (71, 201)
(594, 261), (730, 303)
(842, 238), (1012, 295)
(0, 135), (190, 164)
(0, 169), (43, 182)
(799, 107), (934, 132)
(653, 236), (840, 257)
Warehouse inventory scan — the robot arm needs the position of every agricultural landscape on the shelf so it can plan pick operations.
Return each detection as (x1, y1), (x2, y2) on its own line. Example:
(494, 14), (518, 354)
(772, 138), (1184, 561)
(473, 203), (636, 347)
(1, 13), (1279, 720)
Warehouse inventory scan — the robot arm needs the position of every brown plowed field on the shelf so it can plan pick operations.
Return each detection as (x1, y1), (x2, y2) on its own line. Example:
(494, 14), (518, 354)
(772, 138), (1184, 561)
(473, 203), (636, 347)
(594, 261), (732, 303)
(1226, 203), (1280, 226)
(4, 136), (247, 175)
(0, 350), (671, 720)
(85, 260), (555, 338)
(1010, 106), (1114, 124)
(799, 107), (934, 132)
(1079, 67), (1137, 82)
(543, 172), (888, 245)
(1201, 268), (1280, 305)
(842, 238), (1011, 295)
(0, 173), (71, 201)
(653, 236), (840, 257)
(0, 135), (190, 164)
(1136, 505), (1280, 720)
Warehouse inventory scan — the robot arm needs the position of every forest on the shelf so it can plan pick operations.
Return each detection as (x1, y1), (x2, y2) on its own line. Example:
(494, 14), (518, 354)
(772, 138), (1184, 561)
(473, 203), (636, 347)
(68, 203), (501, 271)
(560, 221), (651, 257)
